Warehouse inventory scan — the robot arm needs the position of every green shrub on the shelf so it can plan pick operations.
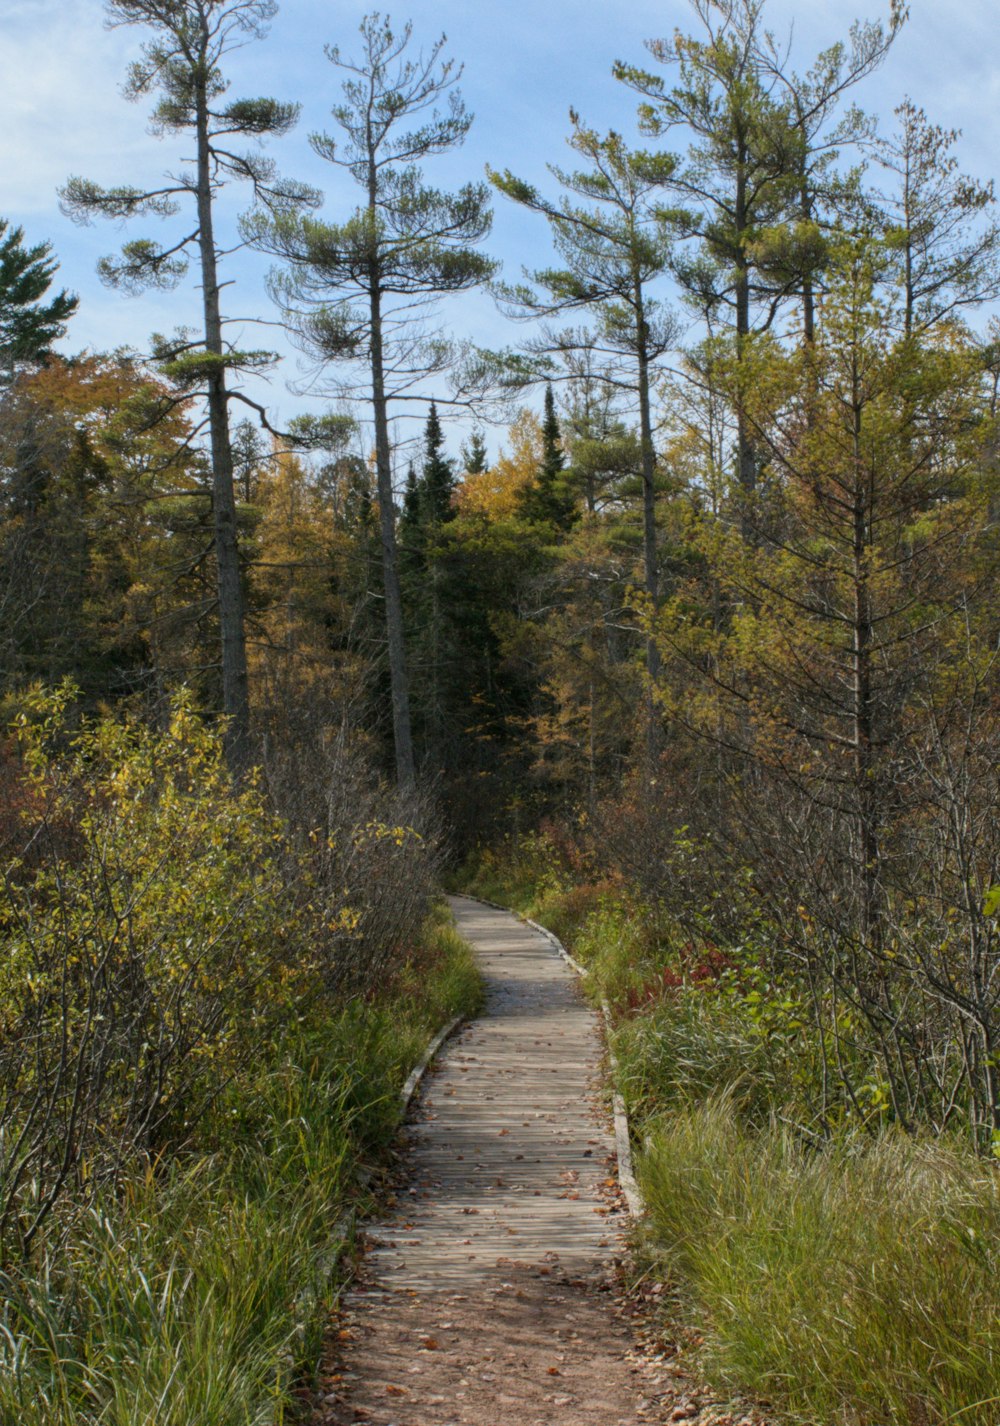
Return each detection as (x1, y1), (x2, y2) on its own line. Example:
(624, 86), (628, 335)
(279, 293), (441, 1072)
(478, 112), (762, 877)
(459, 829), (570, 912)
(0, 687), (302, 1256)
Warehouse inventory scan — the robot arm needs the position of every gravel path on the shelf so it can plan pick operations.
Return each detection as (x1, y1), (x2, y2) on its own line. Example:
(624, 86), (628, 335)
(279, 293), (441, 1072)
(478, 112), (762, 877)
(310, 895), (680, 1426)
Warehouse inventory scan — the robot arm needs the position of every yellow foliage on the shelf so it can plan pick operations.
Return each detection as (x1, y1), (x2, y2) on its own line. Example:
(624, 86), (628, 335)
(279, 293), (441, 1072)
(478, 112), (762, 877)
(455, 410), (541, 520)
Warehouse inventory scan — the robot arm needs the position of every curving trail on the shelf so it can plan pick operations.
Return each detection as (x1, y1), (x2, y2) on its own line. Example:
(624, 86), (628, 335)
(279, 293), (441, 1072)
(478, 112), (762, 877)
(312, 895), (676, 1426)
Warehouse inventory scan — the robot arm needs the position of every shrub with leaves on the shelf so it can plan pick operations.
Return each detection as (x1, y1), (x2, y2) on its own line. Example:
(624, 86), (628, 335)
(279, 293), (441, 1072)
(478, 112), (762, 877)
(0, 685), (303, 1257)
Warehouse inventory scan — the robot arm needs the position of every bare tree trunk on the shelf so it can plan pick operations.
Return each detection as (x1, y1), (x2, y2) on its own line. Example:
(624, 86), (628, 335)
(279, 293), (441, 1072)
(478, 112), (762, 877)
(734, 163), (758, 538)
(195, 69), (251, 778)
(369, 278), (415, 790)
(850, 372), (880, 950)
(636, 288), (662, 771)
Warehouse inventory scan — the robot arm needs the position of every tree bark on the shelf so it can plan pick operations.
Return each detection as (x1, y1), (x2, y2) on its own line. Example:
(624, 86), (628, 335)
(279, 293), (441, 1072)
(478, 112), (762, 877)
(194, 64), (251, 778)
(734, 160), (758, 537)
(635, 289), (662, 770)
(850, 369), (880, 949)
(366, 168), (415, 788)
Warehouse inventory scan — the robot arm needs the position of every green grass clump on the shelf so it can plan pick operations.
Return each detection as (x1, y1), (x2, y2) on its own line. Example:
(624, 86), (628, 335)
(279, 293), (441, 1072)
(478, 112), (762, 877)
(0, 906), (482, 1426)
(640, 1098), (1000, 1426)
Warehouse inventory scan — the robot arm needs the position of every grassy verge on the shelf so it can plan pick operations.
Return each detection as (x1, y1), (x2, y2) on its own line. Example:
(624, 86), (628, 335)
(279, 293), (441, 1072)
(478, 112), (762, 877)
(0, 904), (482, 1426)
(461, 843), (1000, 1426)
(641, 1102), (1000, 1426)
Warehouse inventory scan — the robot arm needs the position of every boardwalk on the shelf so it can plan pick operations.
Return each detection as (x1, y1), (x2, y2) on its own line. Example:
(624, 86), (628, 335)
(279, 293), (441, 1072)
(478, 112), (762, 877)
(313, 896), (673, 1426)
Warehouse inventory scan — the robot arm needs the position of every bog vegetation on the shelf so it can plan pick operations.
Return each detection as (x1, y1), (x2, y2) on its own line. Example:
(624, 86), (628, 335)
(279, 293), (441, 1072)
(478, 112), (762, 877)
(5, 0), (1000, 1420)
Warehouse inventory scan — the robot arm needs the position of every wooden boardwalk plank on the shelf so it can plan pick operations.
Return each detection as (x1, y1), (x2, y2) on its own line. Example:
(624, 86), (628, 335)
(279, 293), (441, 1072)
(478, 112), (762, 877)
(361, 896), (622, 1285)
(313, 896), (674, 1426)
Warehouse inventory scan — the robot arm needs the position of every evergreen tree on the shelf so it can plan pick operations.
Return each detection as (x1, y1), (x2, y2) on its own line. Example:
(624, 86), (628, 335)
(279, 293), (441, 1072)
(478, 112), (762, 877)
(518, 383), (576, 530)
(400, 461), (420, 537)
(873, 98), (1000, 335)
(0, 222), (78, 377)
(490, 116), (677, 744)
(247, 15), (495, 789)
(757, 5), (905, 343)
(461, 428), (489, 475)
(401, 402), (460, 772)
(61, 0), (316, 777)
(420, 400), (455, 528)
(616, 0), (905, 497)
(231, 418), (268, 503)
(615, 0), (798, 506)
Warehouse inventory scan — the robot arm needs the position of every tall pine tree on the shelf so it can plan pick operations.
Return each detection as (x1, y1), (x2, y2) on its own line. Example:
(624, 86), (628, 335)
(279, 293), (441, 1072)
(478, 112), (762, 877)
(62, 0), (316, 777)
(246, 15), (496, 789)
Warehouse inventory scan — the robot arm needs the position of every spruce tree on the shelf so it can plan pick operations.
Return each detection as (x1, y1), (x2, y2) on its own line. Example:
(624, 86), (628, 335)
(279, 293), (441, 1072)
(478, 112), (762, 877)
(400, 461), (421, 535)
(402, 401), (460, 772)
(461, 428), (489, 475)
(519, 383), (575, 531)
(0, 222), (78, 377)
(420, 400), (455, 529)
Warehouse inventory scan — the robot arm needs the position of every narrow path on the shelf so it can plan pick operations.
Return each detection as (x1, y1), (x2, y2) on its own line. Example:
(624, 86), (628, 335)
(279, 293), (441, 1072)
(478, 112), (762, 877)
(312, 896), (676, 1426)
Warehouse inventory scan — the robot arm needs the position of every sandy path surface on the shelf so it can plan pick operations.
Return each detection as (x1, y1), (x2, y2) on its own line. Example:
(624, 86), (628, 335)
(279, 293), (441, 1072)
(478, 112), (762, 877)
(310, 896), (681, 1426)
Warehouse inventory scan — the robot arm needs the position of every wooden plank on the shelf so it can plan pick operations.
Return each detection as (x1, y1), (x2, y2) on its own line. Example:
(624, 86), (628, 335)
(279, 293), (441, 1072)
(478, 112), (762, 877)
(349, 895), (626, 1298)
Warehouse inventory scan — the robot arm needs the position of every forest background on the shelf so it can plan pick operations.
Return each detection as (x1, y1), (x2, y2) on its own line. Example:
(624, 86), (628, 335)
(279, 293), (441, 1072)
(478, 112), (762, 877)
(4, 1), (1000, 1424)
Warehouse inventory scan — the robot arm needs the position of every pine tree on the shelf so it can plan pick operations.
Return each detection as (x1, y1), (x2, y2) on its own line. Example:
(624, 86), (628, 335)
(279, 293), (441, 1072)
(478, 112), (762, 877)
(0, 221), (77, 377)
(874, 98), (1000, 335)
(491, 117), (676, 745)
(461, 428), (489, 475)
(615, 0), (796, 506)
(248, 15), (496, 789)
(61, 0), (316, 778)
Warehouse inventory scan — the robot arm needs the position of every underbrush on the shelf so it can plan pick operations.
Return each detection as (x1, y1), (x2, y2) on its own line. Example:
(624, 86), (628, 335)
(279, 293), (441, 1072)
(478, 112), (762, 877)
(0, 909), (481, 1426)
(462, 832), (1000, 1426)
(0, 690), (482, 1424)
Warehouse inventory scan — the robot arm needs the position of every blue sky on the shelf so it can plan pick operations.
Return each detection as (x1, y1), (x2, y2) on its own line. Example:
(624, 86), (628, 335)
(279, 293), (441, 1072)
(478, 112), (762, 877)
(4, 0), (999, 455)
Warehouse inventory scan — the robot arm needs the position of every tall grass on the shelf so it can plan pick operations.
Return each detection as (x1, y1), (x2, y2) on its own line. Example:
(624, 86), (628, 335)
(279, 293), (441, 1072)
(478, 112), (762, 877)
(0, 909), (482, 1426)
(640, 1099), (1000, 1426)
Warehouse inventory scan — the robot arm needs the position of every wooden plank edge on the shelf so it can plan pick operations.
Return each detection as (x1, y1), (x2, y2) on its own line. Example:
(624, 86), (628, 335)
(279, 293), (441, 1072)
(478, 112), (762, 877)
(400, 1013), (464, 1115)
